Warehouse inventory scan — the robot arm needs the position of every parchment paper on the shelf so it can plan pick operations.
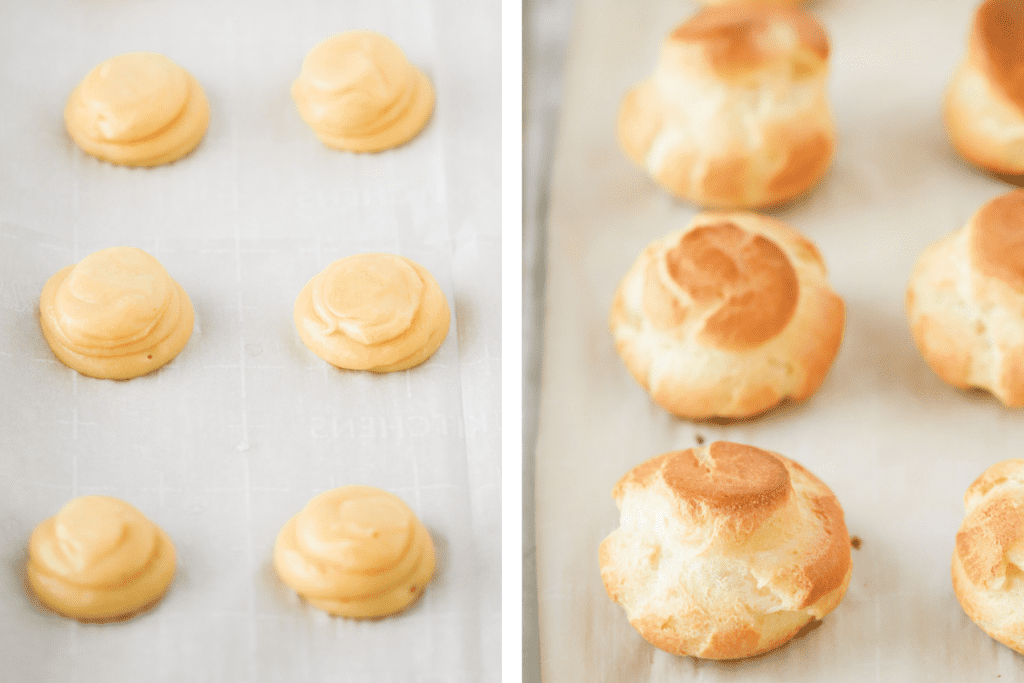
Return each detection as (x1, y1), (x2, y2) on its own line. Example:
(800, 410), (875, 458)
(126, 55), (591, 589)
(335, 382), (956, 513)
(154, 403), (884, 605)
(0, 1), (500, 682)
(534, 0), (1024, 680)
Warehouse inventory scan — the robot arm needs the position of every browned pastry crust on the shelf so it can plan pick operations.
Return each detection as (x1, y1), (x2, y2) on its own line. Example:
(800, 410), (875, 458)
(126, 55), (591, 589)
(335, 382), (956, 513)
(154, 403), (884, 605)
(952, 459), (1024, 654)
(617, 5), (834, 208)
(946, 0), (1024, 175)
(600, 441), (852, 660)
(609, 211), (844, 419)
(906, 189), (1024, 406)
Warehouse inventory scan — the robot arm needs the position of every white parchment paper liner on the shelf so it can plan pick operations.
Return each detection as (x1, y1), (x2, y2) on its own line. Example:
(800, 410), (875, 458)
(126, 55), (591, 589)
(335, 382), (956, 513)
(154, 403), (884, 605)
(0, 1), (500, 681)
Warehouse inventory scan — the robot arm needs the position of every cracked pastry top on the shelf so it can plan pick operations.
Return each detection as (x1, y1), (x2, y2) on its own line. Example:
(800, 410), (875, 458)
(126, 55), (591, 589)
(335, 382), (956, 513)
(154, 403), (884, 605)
(617, 4), (834, 208)
(945, 0), (1024, 175)
(294, 253), (450, 373)
(274, 485), (436, 618)
(64, 52), (210, 167)
(27, 496), (176, 622)
(907, 189), (1024, 406)
(599, 441), (852, 660)
(39, 246), (194, 380)
(953, 459), (1024, 654)
(609, 211), (844, 419)
(292, 30), (435, 153)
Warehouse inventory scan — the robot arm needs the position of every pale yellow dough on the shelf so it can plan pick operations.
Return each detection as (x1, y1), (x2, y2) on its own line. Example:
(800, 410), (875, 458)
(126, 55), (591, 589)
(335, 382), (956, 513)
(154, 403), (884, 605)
(65, 52), (210, 167)
(27, 496), (176, 622)
(274, 486), (436, 618)
(294, 253), (450, 372)
(292, 31), (435, 152)
(39, 246), (194, 380)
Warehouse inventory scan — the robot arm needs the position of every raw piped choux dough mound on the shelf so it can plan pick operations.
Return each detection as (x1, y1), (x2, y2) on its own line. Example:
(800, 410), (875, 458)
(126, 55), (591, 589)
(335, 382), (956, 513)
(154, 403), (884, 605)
(907, 189), (1024, 406)
(600, 442), (852, 660)
(39, 246), (195, 380)
(953, 459), (1024, 654)
(27, 496), (176, 622)
(292, 31), (434, 153)
(609, 211), (844, 419)
(64, 52), (210, 167)
(945, 0), (1024, 175)
(618, 4), (834, 208)
(274, 485), (436, 618)
(294, 253), (450, 372)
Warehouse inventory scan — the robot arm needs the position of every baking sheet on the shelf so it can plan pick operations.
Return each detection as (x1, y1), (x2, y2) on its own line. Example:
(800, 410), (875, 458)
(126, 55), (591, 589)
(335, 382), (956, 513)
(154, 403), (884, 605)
(0, 1), (500, 681)
(534, 0), (1024, 680)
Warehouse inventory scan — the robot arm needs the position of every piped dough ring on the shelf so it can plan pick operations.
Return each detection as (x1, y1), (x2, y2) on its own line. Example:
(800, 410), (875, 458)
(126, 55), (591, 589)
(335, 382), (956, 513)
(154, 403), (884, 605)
(945, 0), (1024, 176)
(600, 442), (852, 659)
(39, 246), (194, 380)
(292, 31), (434, 153)
(273, 485), (436, 618)
(27, 496), (176, 622)
(609, 211), (844, 419)
(906, 189), (1024, 406)
(953, 459), (1024, 654)
(294, 253), (450, 372)
(65, 52), (210, 167)
(618, 4), (834, 208)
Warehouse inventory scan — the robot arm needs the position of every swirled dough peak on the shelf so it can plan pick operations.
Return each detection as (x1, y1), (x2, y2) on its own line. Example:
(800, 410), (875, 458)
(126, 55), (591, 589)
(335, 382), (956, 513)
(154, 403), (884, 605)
(294, 253), (450, 372)
(64, 52), (210, 167)
(274, 485), (436, 618)
(609, 211), (844, 419)
(292, 31), (434, 152)
(27, 496), (176, 621)
(39, 246), (194, 379)
(600, 442), (852, 659)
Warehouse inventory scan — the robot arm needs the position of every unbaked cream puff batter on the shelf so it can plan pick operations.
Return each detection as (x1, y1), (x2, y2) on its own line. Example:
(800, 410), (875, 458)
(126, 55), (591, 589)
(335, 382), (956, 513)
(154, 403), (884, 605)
(39, 246), (194, 379)
(65, 52), (210, 166)
(292, 31), (434, 152)
(274, 486), (436, 618)
(27, 496), (176, 621)
(294, 253), (449, 372)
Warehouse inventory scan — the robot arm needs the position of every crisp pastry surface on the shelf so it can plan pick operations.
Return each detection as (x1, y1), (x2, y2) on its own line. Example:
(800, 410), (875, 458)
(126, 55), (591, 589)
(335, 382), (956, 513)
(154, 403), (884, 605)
(294, 253), (450, 372)
(292, 31), (434, 153)
(600, 441), (852, 660)
(274, 485), (436, 618)
(906, 189), (1024, 406)
(945, 0), (1024, 175)
(609, 211), (844, 419)
(953, 459), (1024, 654)
(39, 246), (194, 380)
(64, 52), (210, 167)
(27, 496), (176, 622)
(618, 4), (834, 208)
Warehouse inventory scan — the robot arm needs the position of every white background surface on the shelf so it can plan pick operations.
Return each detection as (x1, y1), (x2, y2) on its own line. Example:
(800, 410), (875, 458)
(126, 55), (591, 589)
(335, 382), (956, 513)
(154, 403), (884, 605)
(534, 0), (1024, 680)
(0, 1), (500, 681)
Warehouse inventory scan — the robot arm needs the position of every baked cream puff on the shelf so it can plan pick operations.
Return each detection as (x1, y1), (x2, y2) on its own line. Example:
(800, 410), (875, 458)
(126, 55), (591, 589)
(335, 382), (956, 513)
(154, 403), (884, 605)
(907, 189), (1024, 406)
(609, 211), (844, 419)
(618, 5), (834, 208)
(600, 442), (852, 659)
(945, 0), (1024, 176)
